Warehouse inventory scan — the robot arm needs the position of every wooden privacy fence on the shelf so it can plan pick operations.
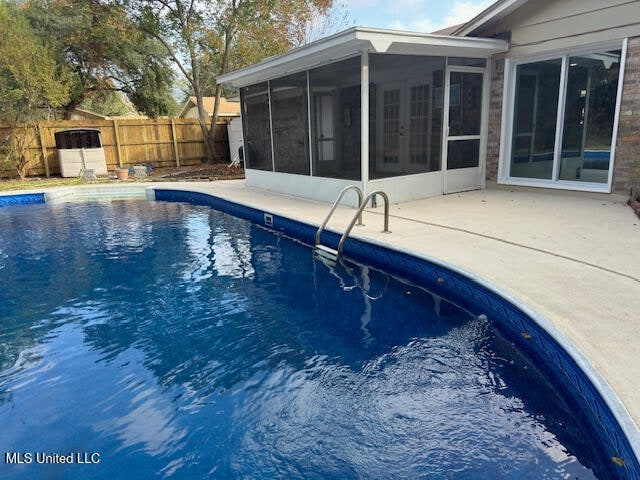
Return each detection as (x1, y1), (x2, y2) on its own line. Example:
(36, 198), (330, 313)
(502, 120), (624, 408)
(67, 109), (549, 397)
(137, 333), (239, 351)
(0, 118), (231, 178)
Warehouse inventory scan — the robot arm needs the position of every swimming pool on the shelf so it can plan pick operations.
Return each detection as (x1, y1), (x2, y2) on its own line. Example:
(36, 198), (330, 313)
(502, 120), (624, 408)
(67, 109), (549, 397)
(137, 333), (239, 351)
(0, 194), (636, 478)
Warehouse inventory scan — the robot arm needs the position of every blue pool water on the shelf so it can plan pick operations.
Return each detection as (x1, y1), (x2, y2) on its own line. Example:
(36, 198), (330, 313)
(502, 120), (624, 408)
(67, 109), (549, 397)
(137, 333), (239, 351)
(0, 199), (627, 479)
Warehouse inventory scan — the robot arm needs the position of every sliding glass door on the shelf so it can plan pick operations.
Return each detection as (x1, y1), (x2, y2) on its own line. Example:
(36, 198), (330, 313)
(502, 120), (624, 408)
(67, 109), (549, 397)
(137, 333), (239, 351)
(510, 59), (561, 180)
(506, 47), (622, 190)
(559, 52), (621, 183)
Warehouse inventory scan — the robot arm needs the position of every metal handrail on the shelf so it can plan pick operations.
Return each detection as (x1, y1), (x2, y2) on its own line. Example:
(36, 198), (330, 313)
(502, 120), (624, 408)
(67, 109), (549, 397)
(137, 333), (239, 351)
(315, 185), (364, 246)
(337, 190), (390, 254)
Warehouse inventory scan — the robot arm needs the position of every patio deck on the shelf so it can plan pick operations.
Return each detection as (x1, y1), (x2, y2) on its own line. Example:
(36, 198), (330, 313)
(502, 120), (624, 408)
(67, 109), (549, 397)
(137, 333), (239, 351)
(160, 180), (640, 446)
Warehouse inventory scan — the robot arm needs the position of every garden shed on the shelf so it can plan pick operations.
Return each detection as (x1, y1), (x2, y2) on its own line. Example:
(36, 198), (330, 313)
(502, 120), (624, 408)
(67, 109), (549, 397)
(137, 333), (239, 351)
(55, 129), (108, 177)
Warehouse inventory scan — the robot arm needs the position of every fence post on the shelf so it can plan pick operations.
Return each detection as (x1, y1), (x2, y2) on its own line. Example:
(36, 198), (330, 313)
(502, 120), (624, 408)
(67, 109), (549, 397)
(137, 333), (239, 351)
(113, 119), (123, 167)
(171, 118), (181, 167)
(37, 124), (50, 178)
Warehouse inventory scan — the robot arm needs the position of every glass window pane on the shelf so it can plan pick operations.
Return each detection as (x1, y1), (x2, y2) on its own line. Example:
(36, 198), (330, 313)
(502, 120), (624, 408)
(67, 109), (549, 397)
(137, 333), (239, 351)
(309, 57), (361, 180)
(409, 84), (430, 166)
(271, 73), (310, 175)
(559, 50), (621, 183)
(383, 87), (401, 164)
(315, 95), (335, 162)
(509, 59), (561, 180)
(448, 57), (487, 68)
(447, 139), (479, 169)
(241, 83), (272, 171)
(448, 72), (483, 137)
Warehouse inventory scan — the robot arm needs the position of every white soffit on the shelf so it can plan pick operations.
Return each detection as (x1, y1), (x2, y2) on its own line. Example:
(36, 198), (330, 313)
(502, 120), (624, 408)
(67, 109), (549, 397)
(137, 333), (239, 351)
(218, 27), (509, 88)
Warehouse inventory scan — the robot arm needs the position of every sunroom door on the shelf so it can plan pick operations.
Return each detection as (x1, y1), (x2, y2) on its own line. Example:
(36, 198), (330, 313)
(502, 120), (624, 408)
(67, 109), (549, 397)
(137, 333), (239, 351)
(376, 83), (404, 174)
(406, 81), (433, 174)
(312, 92), (337, 176)
(376, 81), (433, 175)
(443, 69), (484, 194)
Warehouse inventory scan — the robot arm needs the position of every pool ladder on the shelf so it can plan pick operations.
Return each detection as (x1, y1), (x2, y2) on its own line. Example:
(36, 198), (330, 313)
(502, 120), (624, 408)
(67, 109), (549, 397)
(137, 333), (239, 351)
(315, 185), (391, 257)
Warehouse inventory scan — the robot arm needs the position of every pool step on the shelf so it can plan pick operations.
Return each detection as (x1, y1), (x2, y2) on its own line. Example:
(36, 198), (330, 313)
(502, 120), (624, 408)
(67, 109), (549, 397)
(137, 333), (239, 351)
(314, 244), (339, 263)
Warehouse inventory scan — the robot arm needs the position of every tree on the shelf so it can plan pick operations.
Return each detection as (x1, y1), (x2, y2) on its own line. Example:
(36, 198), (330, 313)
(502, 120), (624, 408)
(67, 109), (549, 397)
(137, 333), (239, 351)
(133, 0), (336, 163)
(294, 1), (352, 47)
(24, 0), (177, 118)
(80, 89), (138, 118)
(0, 1), (72, 178)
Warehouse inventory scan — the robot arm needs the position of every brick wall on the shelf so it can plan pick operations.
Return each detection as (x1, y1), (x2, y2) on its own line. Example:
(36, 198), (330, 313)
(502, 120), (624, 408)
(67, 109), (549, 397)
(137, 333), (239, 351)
(486, 58), (505, 183)
(614, 36), (640, 195)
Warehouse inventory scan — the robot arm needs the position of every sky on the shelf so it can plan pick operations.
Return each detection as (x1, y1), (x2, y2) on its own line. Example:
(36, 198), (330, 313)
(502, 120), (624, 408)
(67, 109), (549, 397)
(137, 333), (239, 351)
(343, 0), (495, 33)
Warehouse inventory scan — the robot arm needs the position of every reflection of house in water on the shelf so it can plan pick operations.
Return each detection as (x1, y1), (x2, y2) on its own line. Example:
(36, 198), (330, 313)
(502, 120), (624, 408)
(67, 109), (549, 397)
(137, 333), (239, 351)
(219, 0), (640, 204)
(181, 209), (255, 284)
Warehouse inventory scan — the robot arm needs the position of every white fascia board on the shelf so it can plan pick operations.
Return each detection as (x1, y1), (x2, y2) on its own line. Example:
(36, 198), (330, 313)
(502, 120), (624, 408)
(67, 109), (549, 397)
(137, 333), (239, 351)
(217, 28), (362, 88)
(453, 0), (528, 37)
(218, 27), (508, 88)
(359, 27), (509, 55)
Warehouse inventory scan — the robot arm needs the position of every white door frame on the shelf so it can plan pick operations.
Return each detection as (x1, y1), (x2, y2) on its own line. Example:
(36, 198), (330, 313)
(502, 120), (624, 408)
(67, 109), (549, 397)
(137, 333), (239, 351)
(442, 65), (488, 194)
(376, 78), (436, 176)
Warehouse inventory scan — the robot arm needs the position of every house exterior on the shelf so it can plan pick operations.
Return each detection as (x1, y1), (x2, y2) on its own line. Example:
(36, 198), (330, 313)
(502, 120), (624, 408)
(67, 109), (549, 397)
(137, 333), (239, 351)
(69, 108), (111, 121)
(218, 0), (640, 204)
(178, 97), (241, 120)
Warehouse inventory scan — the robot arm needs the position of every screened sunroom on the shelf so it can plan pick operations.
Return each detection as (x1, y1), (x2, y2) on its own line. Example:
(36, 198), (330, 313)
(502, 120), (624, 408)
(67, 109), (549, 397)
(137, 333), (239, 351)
(218, 28), (508, 204)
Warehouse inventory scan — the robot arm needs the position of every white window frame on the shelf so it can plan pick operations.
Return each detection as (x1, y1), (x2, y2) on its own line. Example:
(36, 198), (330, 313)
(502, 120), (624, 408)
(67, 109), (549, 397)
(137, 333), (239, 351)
(498, 39), (628, 193)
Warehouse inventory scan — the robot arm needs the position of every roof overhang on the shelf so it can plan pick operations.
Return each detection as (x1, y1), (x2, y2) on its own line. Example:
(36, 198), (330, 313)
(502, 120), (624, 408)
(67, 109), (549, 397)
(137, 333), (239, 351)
(218, 27), (509, 88)
(452, 0), (529, 37)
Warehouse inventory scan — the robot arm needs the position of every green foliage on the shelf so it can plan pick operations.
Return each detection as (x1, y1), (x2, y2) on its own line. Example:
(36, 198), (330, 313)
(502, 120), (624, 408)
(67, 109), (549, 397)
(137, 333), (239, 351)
(0, 1), (73, 178)
(0, 1), (72, 120)
(23, 0), (176, 118)
(131, 0), (337, 160)
(0, 0), (344, 170)
(80, 90), (135, 118)
(121, 48), (181, 117)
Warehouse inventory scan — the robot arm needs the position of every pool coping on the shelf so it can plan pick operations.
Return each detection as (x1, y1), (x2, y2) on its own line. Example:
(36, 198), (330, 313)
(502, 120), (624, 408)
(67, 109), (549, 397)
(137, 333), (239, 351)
(2, 184), (639, 476)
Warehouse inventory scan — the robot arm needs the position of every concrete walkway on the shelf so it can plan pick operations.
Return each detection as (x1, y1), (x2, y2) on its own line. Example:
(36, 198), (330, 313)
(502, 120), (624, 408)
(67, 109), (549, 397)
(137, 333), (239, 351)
(157, 180), (640, 443)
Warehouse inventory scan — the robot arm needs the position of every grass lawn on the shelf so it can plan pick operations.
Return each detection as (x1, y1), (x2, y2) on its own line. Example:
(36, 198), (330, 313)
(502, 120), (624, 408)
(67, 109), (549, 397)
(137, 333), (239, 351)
(0, 177), (103, 192)
(0, 164), (245, 192)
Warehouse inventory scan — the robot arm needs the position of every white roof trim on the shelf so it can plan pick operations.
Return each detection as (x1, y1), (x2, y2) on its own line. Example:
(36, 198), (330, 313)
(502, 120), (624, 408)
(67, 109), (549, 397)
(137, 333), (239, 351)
(177, 98), (195, 118)
(218, 27), (509, 88)
(453, 0), (529, 37)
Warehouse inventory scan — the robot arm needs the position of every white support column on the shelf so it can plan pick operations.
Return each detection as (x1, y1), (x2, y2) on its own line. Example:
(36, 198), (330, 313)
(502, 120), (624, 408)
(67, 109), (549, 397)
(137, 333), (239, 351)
(361, 50), (370, 194)
(480, 61), (492, 189)
(307, 70), (314, 176)
(268, 80), (276, 172)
